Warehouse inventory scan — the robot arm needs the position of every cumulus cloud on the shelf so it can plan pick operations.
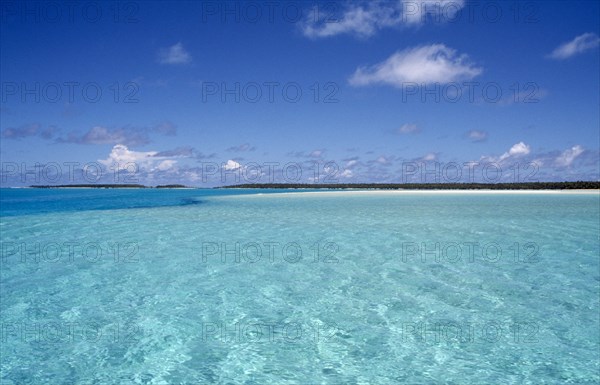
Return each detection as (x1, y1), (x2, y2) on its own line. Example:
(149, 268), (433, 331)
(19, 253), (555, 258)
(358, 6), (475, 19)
(349, 44), (482, 86)
(90, 145), (230, 186)
(346, 159), (358, 168)
(98, 144), (176, 172)
(301, 0), (465, 39)
(223, 159), (242, 171)
(98, 144), (155, 165)
(548, 33), (600, 60)
(499, 142), (531, 162)
(478, 141), (531, 165)
(156, 159), (177, 171)
(158, 42), (192, 65)
(555, 145), (584, 167)
(340, 169), (353, 178)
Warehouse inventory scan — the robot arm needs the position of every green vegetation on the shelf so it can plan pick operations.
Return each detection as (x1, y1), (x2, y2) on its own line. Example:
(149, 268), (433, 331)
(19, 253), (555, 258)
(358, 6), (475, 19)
(156, 184), (189, 188)
(30, 184), (191, 189)
(220, 181), (600, 190)
(30, 184), (147, 188)
(28, 181), (600, 190)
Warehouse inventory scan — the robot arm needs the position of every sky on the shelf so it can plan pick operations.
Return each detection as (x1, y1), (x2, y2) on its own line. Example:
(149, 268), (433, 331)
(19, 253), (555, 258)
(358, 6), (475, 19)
(1, 0), (599, 187)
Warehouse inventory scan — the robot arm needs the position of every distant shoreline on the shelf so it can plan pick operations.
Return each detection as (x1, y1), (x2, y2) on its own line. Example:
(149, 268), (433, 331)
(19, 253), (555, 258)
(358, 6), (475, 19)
(220, 182), (600, 190)
(25, 184), (193, 189)
(4, 181), (599, 190)
(242, 189), (600, 197)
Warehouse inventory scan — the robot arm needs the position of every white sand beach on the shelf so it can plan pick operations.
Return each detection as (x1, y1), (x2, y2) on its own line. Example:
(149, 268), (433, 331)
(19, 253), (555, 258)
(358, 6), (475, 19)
(245, 189), (600, 198)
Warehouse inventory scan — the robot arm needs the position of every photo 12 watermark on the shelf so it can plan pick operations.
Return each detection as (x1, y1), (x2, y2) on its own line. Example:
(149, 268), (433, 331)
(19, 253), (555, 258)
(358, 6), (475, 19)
(401, 320), (540, 344)
(398, 82), (542, 104)
(401, 161), (540, 183)
(1, 322), (142, 344)
(399, 241), (541, 264)
(198, 1), (338, 24)
(1, 241), (140, 264)
(1, 81), (140, 104)
(201, 161), (342, 184)
(196, 1), (540, 25)
(199, 81), (339, 104)
(1, 161), (140, 185)
(200, 241), (339, 264)
(201, 321), (339, 344)
(0, 1), (140, 24)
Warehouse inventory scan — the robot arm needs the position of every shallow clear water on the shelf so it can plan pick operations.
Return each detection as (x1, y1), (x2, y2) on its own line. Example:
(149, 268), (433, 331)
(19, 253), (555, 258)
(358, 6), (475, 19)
(1, 189), (599, 384)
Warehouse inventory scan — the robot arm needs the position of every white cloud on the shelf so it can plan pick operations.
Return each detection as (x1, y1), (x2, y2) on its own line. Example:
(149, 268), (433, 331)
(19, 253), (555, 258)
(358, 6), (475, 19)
(398, 123), (420, 134)
(340, 169), (353, 178)
(302, 4), (382, 38)
(499, 142), (530, 162)
(159, 42), (192, 65)
(184, 171), (200, 182)
(548, 33), (600, 60)
(157, 160), (177, 171)
(98, 144), (177, 172)
(376, 156), (389, 164)
(467, 129), (488, 142)
(301, 0), (465, 38)
(402, 0), (464, 25)
(479, 142), (531, 165)
(99, 144), (157, 166)
(223, 159), (241, 171)
(346, 159), (358, 168)
(555, 145), (584, 167)
(349, 44), (482, 87)
(422, 153), (437, 161)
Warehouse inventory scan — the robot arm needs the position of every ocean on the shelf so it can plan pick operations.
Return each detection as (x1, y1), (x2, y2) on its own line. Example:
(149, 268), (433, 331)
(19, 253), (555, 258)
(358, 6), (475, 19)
(1, 188), (599, 384)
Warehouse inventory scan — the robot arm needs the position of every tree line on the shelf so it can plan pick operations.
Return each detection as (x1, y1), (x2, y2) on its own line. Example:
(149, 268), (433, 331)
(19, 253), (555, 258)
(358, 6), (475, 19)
(220, 181), (600, 190)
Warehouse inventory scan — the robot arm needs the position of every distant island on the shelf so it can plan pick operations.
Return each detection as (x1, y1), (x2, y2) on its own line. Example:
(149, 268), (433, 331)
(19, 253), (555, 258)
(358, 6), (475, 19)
(220, 181), (600, 190)
(155, 184), (189, 189)
(26, 181), (600, 190)
(29, 184), (191, 189)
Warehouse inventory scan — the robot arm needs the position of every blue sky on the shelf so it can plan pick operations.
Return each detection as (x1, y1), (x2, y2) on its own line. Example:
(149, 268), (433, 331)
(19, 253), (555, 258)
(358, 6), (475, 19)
(1, 0), (599, 186)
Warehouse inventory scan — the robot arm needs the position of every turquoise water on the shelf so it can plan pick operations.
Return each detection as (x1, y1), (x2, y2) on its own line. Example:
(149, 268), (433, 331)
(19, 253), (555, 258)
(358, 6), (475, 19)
(1, 188), (599, 384)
